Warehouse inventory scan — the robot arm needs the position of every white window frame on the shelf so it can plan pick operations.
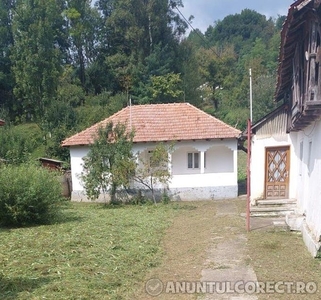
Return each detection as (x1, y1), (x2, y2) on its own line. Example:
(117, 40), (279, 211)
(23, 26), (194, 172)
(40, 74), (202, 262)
(188, 152), (199, 169)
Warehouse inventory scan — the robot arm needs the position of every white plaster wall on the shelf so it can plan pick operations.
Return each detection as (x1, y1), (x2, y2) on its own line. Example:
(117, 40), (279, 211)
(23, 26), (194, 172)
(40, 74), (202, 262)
(291, 120), (321, 241)
(250, 134), (297, 203)
(172, 145), (201, 175)
(69, 139), (238, 201)
(70, 146), (89, 191)
(207, 146), (234, 173)
(171, 173), (235, 188)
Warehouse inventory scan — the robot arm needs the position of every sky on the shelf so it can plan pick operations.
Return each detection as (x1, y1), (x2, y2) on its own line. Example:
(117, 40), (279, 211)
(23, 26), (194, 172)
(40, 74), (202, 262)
(179, 0), (294, 33)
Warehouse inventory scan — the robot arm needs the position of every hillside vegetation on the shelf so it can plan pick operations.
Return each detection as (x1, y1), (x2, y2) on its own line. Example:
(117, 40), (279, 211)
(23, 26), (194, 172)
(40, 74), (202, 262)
(0, 1), (286, 162)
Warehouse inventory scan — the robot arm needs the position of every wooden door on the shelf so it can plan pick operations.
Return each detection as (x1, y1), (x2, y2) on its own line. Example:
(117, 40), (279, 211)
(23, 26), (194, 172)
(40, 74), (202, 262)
(265, 146), (290, 199)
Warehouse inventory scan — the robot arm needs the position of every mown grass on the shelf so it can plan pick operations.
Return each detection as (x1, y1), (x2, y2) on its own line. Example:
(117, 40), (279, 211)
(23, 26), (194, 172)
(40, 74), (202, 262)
(248, 230), (321, 299)
(0, 202), (179, 299)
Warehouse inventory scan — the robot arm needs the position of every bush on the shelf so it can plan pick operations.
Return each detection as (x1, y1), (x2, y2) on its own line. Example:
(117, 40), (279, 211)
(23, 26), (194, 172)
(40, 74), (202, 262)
(0, 163), (65, 226)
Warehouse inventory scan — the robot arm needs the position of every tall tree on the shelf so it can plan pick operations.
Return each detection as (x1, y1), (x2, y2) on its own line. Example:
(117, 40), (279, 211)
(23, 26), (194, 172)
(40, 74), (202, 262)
(11, 0), (65, 121)
(65, 0), (100, 91)
(95, 0), (187, 100)
(0, 0), (15, 119)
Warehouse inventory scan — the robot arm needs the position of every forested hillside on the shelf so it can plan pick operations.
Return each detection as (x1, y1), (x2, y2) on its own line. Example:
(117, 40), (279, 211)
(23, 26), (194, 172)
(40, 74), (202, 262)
(0, 0), (286, 163)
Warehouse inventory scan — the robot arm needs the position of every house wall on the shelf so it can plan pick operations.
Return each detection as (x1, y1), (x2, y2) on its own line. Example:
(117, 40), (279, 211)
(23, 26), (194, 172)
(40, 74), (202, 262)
(251, 118), (321, 255)
(169, 140), (237, 200)
(70, 147), (89, 192)
(290, 119), (321, 245)
(69, 139), (238, 201)
(250, 134), (297, 203)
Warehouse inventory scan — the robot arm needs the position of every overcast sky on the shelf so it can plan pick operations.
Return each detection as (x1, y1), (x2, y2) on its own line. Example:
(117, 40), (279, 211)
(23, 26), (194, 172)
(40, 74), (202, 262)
(179, 0), (294, 33)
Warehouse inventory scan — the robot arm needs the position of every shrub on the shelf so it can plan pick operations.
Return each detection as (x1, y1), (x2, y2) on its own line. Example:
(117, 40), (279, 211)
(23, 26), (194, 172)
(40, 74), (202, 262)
(0, 163), (64, 226)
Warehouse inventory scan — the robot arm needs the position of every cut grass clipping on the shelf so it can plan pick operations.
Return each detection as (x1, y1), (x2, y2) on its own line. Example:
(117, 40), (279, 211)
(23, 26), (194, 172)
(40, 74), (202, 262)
(0, 203), (177, 299)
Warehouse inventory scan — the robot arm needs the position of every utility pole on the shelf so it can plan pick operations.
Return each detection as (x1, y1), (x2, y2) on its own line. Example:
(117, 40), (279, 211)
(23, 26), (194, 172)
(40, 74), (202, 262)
(249, 68), (253, 122)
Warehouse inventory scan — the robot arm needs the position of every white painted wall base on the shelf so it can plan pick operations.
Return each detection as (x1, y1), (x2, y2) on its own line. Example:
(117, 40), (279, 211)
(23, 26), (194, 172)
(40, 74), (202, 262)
(71, 185), (238, 202)
(301, 221), (321, 258)
(169, 186), (238, 201)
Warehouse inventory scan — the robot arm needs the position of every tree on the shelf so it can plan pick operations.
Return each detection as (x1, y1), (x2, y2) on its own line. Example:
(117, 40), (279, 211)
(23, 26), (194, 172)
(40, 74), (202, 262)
(95, 0), (187, 100)
(148, 72), (183, 104)
(64, 0), (100, 91)
(11, 0), (65, 121)
(0, 0), (15, 119)
(81, 122), (135, 203)
(133, 143), (172, 204)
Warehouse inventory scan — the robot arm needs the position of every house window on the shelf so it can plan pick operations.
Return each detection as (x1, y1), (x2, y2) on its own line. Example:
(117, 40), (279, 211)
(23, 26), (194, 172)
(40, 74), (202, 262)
(188, 152), (199, 169)
(187, 152), (207, 169)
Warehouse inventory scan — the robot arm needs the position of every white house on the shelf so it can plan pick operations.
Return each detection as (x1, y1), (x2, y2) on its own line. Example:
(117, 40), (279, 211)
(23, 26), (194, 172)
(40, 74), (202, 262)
(250, 0), (321, 257)
(62, 103), (241, 201)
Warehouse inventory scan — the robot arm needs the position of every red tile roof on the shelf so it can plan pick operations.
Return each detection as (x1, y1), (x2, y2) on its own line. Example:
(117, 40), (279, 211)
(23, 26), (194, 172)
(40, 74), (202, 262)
(62, 103), (241, 147)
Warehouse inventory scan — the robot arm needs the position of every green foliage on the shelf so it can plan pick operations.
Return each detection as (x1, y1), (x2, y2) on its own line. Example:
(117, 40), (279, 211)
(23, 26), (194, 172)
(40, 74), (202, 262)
(1, 2), (287, 158)
(11, 0), (65, 120)
(150, 72), (183, 103)
(161, 189), (171, 204)
(0, 0), (15, 117)
(130, 189), (152, 205)
(0, 163), (64, 226)
(134, 143), (173, 204)
(206, 9), (275, 55)
(81, 122), (135, 203)
(0, 124), (44, 164)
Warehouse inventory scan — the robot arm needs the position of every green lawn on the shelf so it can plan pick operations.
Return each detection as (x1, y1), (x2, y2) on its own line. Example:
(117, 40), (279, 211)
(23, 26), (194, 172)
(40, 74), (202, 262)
(0, 203), (178, 300)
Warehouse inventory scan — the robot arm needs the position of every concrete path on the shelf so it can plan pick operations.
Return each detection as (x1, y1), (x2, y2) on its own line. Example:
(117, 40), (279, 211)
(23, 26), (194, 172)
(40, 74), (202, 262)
(198, 201), (258, 300)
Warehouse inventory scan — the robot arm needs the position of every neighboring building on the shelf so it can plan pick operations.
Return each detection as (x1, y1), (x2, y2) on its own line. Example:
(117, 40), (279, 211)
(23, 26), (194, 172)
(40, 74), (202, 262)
(250, 0), (321, 256)
(62, 103), (240, 202)
(38, 157), (64, 171)
(0, 119), (4, 126)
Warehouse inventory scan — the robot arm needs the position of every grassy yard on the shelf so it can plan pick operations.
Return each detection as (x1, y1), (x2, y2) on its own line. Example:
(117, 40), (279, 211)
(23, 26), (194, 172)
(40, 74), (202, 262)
(248, 230), (321, 299)
(1, 200), (321, 300)
(0, 203), (179, 299)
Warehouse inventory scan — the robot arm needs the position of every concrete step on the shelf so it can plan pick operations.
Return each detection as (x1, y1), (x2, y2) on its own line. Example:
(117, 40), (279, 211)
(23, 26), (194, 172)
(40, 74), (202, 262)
(251, 199), (297, 218)
(251, 211), (293, 217)
(251, 206), (295, 212)
(256, 199), (297, 206)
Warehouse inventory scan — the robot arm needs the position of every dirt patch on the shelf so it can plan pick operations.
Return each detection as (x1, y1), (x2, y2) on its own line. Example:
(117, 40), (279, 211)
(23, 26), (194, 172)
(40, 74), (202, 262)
(134, 201), (219, 300)
(134, 199), (250, 299)
(133, 199), (321, 299)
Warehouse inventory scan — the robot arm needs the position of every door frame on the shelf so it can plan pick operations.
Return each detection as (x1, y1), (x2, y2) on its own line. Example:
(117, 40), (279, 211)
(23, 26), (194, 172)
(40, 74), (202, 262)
(264, 146), (291, 199)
